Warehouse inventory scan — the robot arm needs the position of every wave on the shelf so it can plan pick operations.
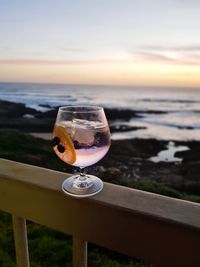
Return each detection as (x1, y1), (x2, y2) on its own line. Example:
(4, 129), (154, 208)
(0, 82), (200, 140)
(141, 98), (200, 104)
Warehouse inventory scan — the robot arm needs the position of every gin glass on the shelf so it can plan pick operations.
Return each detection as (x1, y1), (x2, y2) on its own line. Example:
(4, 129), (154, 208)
(52, 105), (111, 197)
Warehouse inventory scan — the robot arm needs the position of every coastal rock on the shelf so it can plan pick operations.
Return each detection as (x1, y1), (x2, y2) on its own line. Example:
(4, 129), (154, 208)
(0, 100), (148, 133)
(175, 141), (200, 162)
(35, 108), (58, 119)
(104, 108), (141, 121)
(138, 110), (167, 115)
(88, 138), (200, 195)
(0, 100), (53, 132)
(0, 100), (38, 118)
(182, 161), (200, 180)
(103, 167), (121, 181)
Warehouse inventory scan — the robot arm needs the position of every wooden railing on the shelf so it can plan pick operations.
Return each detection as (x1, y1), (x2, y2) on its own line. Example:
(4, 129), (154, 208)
(0, 158), (200, 267)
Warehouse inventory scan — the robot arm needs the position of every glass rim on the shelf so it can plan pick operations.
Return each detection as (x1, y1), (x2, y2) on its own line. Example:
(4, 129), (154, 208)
(58, 105), (104, 113)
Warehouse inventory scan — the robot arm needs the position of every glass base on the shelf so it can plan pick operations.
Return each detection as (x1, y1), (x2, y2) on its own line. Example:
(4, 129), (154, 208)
(62, 174), (103, 198)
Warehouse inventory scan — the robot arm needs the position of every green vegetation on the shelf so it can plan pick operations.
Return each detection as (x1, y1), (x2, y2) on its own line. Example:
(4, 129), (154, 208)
(0, 211), (147, 267)
(0, 128), (73, 172)
(133, 180), (200, 203)
(114, 178), (200, 203)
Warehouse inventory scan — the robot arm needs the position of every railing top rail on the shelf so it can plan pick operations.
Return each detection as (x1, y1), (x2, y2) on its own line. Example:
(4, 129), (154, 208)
(0, 158), (199, 230)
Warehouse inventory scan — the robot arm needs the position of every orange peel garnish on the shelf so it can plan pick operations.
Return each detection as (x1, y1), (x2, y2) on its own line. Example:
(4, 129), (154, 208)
(53, 125), (76, 164)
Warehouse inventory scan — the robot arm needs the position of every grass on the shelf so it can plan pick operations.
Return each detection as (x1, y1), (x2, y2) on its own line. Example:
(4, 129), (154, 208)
(0, 211), (148, 267)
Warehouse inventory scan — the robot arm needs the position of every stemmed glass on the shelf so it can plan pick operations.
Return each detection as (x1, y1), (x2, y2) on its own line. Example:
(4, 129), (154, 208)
(52, 105), (111, 197)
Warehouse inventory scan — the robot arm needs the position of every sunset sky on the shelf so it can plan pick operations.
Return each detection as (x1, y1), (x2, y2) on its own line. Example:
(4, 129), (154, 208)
(1, 0), (200, 87)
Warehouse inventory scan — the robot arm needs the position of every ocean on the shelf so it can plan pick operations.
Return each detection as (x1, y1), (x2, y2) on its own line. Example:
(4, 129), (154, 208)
(0, 82), (200, 141)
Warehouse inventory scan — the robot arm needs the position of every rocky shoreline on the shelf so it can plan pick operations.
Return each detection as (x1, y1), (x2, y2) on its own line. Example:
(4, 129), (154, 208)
(0, 99), (156, 132)
(0, 99), (200, 198)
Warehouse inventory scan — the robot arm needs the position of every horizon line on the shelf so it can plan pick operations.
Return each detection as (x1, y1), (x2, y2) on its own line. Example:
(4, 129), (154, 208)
(0, 80), (200, 90)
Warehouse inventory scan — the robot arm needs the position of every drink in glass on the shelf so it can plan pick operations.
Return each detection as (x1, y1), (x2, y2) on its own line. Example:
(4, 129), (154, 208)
(52, 105), (111, 197)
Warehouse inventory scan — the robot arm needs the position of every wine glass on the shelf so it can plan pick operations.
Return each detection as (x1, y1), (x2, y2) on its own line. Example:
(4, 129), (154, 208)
(52, 105), (111, 198)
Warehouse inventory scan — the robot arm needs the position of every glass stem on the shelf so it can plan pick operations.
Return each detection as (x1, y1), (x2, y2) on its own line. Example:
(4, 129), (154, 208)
(79, 167), (86, 181)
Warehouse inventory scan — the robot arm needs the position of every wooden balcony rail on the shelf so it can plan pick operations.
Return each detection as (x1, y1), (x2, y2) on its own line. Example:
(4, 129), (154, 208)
(0, 158), (200, 267)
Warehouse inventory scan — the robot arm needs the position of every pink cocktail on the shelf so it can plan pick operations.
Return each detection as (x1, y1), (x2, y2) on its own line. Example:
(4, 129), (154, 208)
(52, 106), (111, 197)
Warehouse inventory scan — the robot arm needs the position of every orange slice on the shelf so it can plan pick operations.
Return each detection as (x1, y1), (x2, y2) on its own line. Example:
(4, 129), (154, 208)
(53, 125), (76, 164)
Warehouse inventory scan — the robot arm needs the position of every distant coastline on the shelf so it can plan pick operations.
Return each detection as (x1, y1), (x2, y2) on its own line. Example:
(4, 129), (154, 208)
(1, 80), (200, 90)
(0, 82), (200, 141)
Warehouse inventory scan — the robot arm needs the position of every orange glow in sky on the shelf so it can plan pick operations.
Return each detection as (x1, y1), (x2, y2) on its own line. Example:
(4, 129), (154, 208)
(1, 1), (200, 88)
(1, 59), (200, 87)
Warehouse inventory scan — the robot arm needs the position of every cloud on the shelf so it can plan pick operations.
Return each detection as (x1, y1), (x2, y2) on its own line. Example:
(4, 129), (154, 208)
(2, 45), (200, 67)
(133, 51), (174, 63)
(140, 45), (200, 52)
(131, 45), (200, 66)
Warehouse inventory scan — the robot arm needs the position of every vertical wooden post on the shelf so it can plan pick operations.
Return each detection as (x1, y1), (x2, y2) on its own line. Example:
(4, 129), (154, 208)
(73, 237), (87, 267)
(12, 215), (30, 267)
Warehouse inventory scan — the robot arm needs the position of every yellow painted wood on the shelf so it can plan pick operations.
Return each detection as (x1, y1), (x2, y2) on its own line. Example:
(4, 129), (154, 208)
(0, 158), (200, 267)
(12, 215), (30, 267)
(73, 237), (87, 267)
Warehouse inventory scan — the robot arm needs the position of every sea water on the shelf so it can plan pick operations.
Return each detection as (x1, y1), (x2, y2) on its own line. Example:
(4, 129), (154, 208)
(0, 82), (200, 141)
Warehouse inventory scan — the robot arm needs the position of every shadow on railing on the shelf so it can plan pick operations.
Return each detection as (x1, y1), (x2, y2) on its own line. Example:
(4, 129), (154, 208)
(0, 158), (200, 267)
